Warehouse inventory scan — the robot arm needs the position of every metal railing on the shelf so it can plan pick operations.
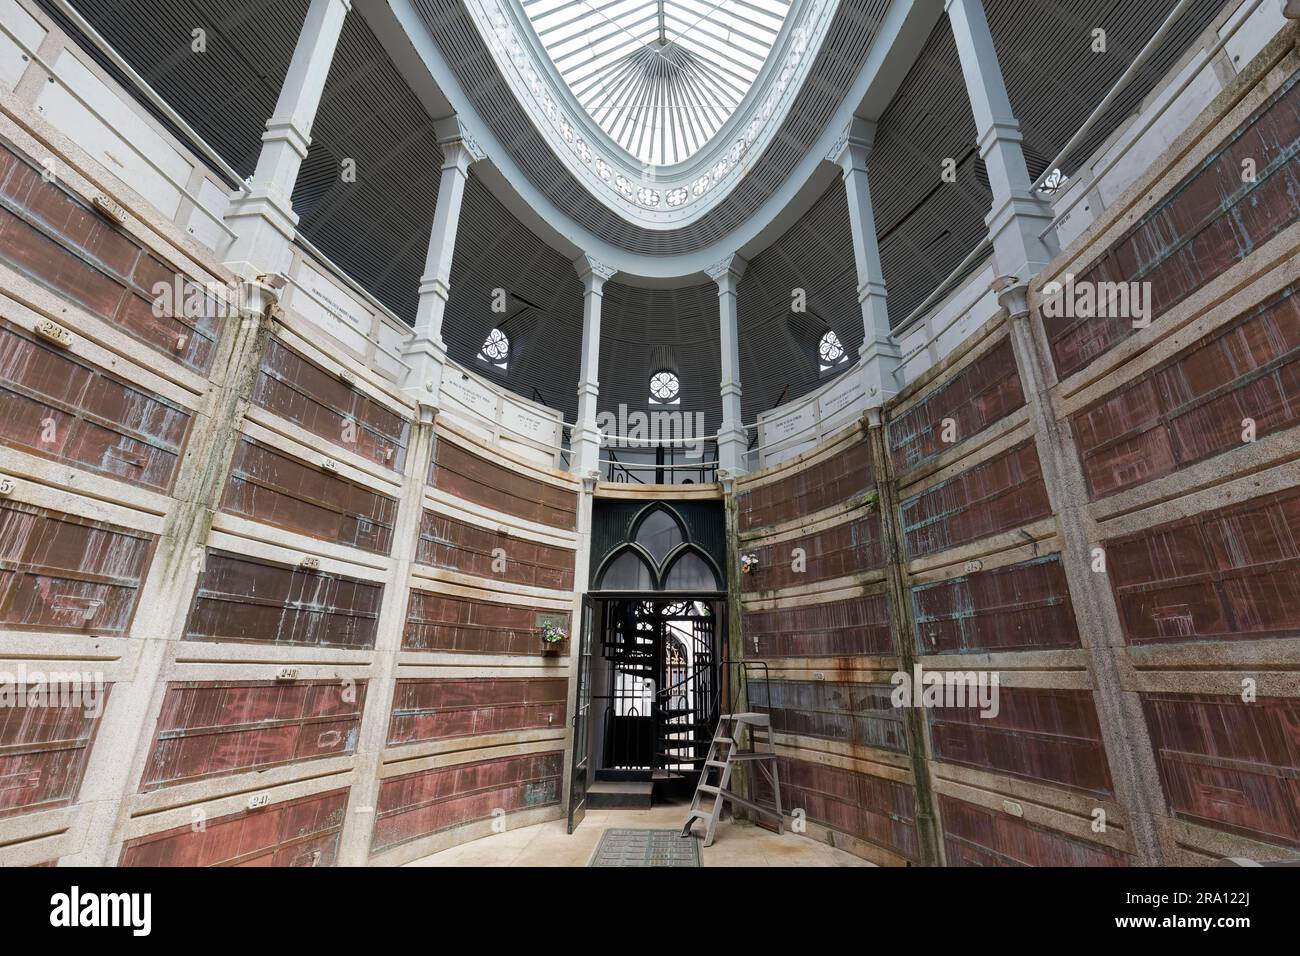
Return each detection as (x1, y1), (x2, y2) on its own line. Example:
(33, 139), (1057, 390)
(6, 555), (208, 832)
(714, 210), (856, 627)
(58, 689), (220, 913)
(598, 437), (719, 484)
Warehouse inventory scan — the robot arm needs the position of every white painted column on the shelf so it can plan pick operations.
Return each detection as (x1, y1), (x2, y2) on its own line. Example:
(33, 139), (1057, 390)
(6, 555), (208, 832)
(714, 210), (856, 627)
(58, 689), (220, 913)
(402, 121), (484, 411)
(708, 255), (748, 478)
(945, 0), (1058, 281)
(832, 118), (903, 406)
(571, 255), (616, 476)
(223, 0), (351, 278)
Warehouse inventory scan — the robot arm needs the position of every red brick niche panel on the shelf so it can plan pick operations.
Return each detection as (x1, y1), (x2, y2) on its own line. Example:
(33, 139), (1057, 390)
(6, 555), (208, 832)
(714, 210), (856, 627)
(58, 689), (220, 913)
(928, 687), (1114, 797)
(888, 337), (1026, 475)
(416, 510), (575, 590)
(1073, 287), (1300, 499)
(184, 550), (383, 650)
(253, 338), (410, 472)
(120, 789), (348, 866)
(371, 751), (563, 854)
(911, 554), (1080, 655)
(742, 593), (893, 658)
(222, 437), (397, 555)
(1106, 484), (1300, 645)
(0, 685), (109, 818)
(1143, 693), (1300, 849)
(939, 795), (1128, 866)
(740, 513), (884, 593)
(0, 499), (155, 637)
(1046, 70), (1300, 380)
(387, 678), (568, 745)
(0, 143), (219, 373)
(431, 439), (577, 531)
(0, 318), (192, 491)
(737, 438), (874, 532)
(752, 756), (920, 862)
(899, 441), (1051, 560)
(140, 680), (366, 790)
(404, 588), (568, 654)
(758, 680), (907, 754)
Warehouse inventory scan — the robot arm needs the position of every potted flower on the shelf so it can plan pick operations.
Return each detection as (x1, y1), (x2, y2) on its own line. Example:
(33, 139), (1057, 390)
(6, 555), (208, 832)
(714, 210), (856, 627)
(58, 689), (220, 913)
(539, 621), (567, 654)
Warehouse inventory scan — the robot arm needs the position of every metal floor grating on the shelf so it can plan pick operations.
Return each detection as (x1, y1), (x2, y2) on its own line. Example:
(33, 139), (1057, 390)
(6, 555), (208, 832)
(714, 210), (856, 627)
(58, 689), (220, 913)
(588, 829), (702, 868)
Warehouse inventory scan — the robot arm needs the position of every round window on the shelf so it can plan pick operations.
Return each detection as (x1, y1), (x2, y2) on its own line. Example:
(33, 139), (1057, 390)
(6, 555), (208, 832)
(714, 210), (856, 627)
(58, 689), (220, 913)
(649, 370), (680, 402)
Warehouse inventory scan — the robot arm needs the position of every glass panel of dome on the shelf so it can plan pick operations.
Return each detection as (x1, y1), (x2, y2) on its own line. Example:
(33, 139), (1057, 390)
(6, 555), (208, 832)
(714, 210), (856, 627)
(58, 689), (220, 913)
(521, 0), (793, 166)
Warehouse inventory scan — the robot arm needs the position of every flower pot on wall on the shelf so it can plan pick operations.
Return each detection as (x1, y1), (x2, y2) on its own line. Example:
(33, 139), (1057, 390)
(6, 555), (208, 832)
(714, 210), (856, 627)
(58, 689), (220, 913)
(536, 612), (569, 656)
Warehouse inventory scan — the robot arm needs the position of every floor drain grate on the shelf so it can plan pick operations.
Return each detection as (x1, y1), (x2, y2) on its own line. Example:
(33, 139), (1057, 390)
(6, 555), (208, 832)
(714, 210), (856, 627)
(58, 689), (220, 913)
(589, 828), (701, 867)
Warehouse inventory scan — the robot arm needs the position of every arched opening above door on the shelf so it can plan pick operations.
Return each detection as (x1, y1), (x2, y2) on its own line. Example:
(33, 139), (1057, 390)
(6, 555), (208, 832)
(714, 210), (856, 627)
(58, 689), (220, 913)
(592, 502), (723, 592)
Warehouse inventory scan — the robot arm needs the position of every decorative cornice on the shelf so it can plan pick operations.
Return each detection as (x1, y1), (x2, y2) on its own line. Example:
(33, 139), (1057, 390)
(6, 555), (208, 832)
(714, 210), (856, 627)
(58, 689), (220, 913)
(828, 116), (876, 170)
(706, 254), (747, 286)
(434, 117), (487, 164)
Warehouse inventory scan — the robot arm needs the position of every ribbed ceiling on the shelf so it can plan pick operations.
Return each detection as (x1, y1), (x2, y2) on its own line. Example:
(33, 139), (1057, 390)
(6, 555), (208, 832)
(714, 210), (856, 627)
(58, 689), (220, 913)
(441, 174), (584, 417)
(737, 177), (859, 421)
(599, 280), (725, 430)
(51, 0), (1230, 425)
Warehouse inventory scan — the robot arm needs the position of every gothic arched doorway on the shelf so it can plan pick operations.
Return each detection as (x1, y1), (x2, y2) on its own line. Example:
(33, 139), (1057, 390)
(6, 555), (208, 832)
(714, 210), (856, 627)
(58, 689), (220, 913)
(568, 500), (726, 830)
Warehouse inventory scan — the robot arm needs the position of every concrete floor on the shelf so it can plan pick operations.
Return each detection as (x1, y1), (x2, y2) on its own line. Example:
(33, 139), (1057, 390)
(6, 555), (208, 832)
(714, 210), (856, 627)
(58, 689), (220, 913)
(404, 800), (874, 867)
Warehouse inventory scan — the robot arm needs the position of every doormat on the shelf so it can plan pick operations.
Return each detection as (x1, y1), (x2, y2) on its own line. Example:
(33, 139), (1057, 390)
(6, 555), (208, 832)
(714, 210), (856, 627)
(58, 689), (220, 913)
(589, 828), (702, 867)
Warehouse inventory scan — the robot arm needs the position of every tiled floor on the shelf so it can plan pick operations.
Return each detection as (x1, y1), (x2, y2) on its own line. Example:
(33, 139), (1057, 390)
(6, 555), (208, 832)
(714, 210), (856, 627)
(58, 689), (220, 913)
(404, 800), (873, 867)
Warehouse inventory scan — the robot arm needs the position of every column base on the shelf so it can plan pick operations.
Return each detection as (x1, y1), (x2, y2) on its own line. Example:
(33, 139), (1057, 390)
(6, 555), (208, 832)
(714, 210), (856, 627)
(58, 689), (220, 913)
(569, 424), (603, 478)
(717, 425), (748, 478)
(222, 189), (300, 279)
(401, 336), (448, 413)
(857, 337), (904, 406)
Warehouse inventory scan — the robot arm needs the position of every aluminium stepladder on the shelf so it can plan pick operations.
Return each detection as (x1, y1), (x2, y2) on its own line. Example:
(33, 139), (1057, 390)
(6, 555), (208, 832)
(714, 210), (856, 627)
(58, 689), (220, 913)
(679, 712), (784, 847)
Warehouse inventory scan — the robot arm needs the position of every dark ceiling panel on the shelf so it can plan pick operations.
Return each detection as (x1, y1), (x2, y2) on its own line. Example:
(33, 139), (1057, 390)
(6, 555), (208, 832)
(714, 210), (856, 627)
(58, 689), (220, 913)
(46, 0), (309, 177)
(53, 0), (1229, 429)
(288, 12), (444, 322)
(441, 174), (583, 419)
(737, 176), (859, 423)
(598, 280), (723, 432)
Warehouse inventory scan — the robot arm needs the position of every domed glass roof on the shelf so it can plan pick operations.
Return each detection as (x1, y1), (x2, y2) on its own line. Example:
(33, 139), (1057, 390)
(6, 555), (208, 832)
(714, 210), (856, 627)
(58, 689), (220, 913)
(521, 0), (793, 166)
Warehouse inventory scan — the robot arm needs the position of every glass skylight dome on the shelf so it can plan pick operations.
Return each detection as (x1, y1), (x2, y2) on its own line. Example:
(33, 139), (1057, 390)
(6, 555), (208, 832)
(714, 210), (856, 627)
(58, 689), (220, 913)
(521, 0), (794, 166)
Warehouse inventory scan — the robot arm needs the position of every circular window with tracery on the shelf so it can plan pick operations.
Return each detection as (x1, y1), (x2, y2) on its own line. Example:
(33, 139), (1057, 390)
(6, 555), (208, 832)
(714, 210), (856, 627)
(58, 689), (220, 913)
(481, 327), (509, 362)
(819, 330), (846, 365)
(649, 370), (680, 402)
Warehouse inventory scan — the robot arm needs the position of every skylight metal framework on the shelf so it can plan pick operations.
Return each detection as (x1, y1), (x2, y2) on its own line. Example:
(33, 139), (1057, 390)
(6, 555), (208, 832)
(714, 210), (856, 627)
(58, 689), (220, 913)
(521, 0), (793, 166)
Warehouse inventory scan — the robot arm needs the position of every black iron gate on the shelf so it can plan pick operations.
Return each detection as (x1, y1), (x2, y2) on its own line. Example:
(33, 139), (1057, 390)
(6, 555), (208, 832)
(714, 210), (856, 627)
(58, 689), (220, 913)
(599, 597), (719, 775)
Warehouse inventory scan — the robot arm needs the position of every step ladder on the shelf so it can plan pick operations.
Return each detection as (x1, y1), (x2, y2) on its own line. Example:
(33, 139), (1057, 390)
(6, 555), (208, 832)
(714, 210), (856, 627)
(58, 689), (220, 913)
(679, 712), (783, 847)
